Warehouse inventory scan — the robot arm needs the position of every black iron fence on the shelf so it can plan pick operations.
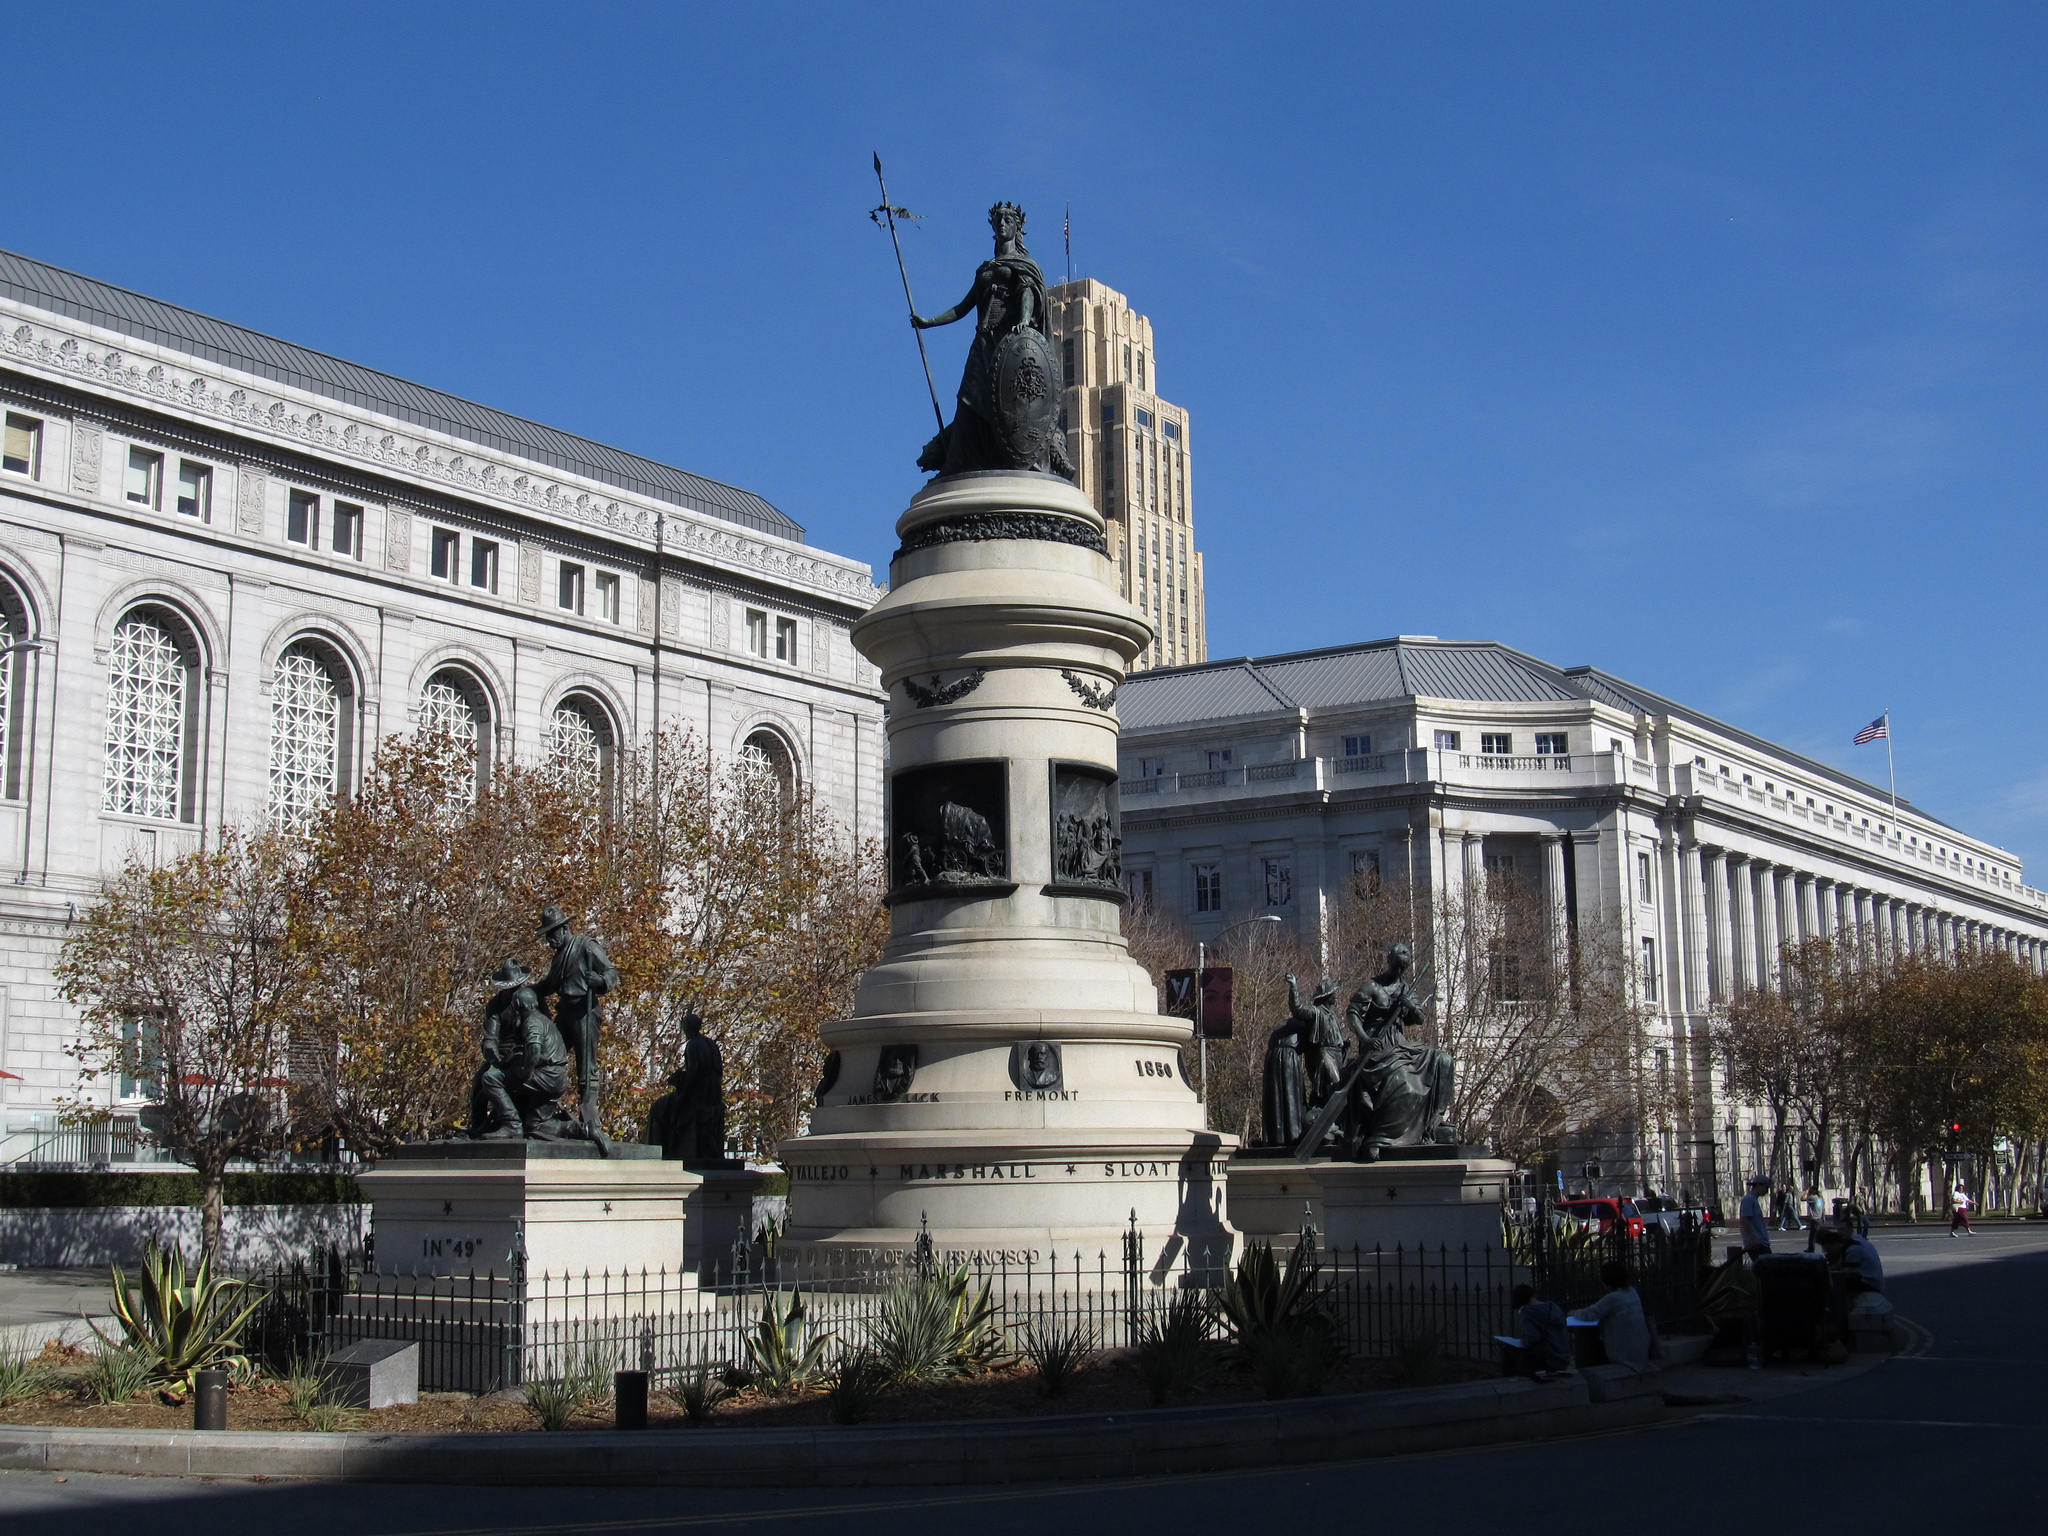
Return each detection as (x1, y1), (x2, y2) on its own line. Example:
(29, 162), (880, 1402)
(242, 1203), (1710, 1393)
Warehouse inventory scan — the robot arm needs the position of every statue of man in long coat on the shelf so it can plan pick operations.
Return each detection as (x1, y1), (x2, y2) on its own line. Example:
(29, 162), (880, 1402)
(645, 1013), (728, 1166)
(535, 905), (617, 1132)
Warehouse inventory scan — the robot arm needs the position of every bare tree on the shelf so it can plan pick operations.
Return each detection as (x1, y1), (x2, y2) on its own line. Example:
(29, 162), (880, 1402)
(58, 829), (311, 1263)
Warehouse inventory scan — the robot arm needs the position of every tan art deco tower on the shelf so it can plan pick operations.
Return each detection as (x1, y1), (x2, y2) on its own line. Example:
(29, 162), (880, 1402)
(1048, 279), (1206, 672)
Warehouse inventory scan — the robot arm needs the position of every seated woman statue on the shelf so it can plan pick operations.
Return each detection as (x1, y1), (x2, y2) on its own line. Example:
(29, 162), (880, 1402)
(1340, 942), (1456, 1160)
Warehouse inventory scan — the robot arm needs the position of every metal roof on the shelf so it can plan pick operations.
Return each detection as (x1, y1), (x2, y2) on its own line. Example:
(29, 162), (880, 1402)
(1123, 635), (1939, 822)
(0, 247), (804, 543)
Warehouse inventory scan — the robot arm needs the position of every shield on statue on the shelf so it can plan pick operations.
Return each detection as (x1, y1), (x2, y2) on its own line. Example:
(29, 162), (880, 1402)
(993, 324), (1061, 469)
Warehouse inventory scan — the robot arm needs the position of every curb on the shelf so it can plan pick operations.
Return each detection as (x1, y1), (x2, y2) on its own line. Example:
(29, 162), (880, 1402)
(0, 1364), (1665, 1486)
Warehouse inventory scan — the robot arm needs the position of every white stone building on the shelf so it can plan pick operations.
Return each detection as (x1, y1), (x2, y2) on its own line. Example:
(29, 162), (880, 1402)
(1116, 635), (2048, 1201)
(0, 248), (884, 1160)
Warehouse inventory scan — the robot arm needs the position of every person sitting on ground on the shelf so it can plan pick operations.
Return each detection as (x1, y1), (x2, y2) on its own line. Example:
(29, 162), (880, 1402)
(1570, 1259), (1651, 1369)
(1814, 1223), (1885, 1332)
(1739, 1174), (1774, 1259)
(1507, 1283), (1571, 1377)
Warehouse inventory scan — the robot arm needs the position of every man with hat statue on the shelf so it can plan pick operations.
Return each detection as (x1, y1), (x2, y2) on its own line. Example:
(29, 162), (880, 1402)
(645, 1011), (729, 1166)
(535, 905), (618, 1132)
(469, 958), (609, 1152)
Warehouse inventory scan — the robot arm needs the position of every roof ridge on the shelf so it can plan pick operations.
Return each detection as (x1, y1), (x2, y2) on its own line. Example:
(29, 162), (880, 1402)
(0, 246), (805, 543)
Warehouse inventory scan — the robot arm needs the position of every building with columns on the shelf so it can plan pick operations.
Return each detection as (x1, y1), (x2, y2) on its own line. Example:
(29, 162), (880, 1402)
(0, 246), (884, 1160)
(1047, 278), (1206, 672)
(1116, 635), (2048, 1199)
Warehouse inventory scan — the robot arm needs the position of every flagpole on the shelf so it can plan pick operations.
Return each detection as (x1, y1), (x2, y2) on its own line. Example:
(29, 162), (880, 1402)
(1885, 709), (1897, 809)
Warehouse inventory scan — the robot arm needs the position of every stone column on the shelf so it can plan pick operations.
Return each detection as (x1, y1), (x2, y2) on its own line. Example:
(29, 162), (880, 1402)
(1755, 862), (1782, 988)
(1871, 896), (1891, 966)
(1776, 871), (1798, 963)
(1729, 855), (1757, 992)
(1681, 841), (1711, 1014)
(1705, 848), (1733, 1002)
(1540, 832), (1568, 956)
(1461, 831), (1484, 905)
(1797, 873), (1820, 946)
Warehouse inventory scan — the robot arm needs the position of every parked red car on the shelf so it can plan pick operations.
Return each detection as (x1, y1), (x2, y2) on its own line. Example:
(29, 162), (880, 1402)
(1554, 1197), (1645, 1238)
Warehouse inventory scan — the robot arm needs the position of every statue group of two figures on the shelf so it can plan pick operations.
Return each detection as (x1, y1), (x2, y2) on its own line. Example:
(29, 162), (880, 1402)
(468, 906), (620, 1152)
(1260, 943), (1459, 1161)
(465, 904), (729, 1167)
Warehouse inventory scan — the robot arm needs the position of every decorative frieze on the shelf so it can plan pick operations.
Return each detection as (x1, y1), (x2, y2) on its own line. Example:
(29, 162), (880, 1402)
(236, 464), (267, 536)
(2, 319), (879, 606)
(385, 508), (413, 574)
(69, 417), (101, 497)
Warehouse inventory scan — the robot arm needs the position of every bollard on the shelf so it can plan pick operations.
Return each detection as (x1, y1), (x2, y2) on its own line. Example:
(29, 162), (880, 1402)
(193, 1368), (228, 1431)
(614, 1369), (648, 1430)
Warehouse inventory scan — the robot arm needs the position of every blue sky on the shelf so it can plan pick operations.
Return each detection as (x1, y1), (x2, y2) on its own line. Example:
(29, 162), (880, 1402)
(4, 4), (2046, 864)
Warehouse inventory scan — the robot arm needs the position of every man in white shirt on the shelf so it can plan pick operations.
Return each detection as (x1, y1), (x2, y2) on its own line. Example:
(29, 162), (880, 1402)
(1739, 1174), (1773, 1259)
(1570, 1259), (1651, 1368)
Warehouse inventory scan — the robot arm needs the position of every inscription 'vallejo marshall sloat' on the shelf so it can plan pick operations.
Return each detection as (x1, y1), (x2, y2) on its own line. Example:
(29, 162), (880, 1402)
(784, 1159), (1229, 1184)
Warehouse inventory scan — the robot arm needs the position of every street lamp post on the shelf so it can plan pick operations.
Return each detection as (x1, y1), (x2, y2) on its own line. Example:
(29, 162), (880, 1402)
(1196, 914), (1282, 1123)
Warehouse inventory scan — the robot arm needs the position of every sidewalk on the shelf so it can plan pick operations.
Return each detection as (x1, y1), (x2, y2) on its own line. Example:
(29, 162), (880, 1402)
(0, 1269), (114, 1356)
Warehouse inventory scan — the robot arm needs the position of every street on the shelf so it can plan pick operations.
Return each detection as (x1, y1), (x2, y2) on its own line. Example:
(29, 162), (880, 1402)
(3, 1224), (2043, 1535)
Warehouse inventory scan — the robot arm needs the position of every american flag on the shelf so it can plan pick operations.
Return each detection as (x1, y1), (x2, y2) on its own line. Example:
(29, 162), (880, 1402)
(1854, 715), (1888, 745)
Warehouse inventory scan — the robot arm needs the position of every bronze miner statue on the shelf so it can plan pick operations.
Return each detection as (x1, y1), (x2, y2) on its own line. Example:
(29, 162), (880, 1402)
(536, 904), (617, 1132)
(468, 958), (610, 1153)
(913, 202), (1077, 479)
(1261, 974), (1345, 1147)
(1291, 942), (1457, 1162)
(645, 1012), (731, 1167)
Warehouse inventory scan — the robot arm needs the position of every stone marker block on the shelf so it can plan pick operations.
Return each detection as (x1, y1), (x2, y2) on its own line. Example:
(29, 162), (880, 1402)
(1846, 1291), (1895, 1352)
(324, 1338), (419, 1409)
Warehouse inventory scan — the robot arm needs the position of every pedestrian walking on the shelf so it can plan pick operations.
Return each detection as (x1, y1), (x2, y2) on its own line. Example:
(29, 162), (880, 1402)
(1949, 1186), (1974, 1236)
(1739, 1174), (1774, 1259)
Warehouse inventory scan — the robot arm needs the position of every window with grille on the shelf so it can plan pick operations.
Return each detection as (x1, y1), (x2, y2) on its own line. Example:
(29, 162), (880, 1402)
(1194, 862), (1222, 913)
(547, 701), (606, 787)
(1481, 733), (1512, 755)
(745, 609), (769, 657)
(431, 528), (459, 580)
(596, 571), (621, 624)
(1352, 848), (1381, 891)
(469, 538), (497, 591)
(269, 645), (342, 824)
(1638, 851), (1654, 904)
(420, 671), (485, 797)
(557, 562), (585, 615)
(1343, 734), (1371, 757)
(1125, 868), (1153, 907)
(775, 616), (796, 660)
(102, 614), (188, 820)
(1434, 730), (1461, 751)
(1535, 733), (1567, 755)
(1641, 937), (1659, 1001)
(332, 502), (363, 558)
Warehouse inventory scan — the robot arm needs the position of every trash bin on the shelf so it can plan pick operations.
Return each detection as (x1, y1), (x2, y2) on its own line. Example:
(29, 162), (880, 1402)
(1753, 1253), (1830, 1357)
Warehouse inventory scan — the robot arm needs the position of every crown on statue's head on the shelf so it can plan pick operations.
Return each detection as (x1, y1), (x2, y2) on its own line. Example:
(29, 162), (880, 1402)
(987, 201), (1025, 230)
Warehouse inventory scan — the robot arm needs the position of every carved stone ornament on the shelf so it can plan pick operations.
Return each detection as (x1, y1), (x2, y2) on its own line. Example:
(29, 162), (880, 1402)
(1050, 764), (1122, 892)
(70, 417), (102, 496)
(903, 668), (987, 709)
(235, 464), (267, 535)
(518, 545), (544, 602)
(636, 577), (657, 636)
(891, 760), (1009, 893)
(385, 508), (413, 573)
(1060, 669), (1119, 711)
(896, 510), (1105, 560)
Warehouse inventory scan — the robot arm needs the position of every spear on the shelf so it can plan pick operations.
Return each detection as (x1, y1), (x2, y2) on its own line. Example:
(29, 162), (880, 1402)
(871, 152), (946, 434)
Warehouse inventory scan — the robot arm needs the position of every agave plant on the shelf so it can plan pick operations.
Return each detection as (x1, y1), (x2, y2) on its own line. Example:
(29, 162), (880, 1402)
(1215, 1240), (1343, 1398)
(94, 1238), (267, 1392)
(1133, 1292), (1214, 1404)
(873, 1264), (1008, 1384)
(742, 1289), (833, 1395)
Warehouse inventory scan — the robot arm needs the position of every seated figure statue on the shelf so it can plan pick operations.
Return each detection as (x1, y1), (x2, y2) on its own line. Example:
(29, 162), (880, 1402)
(1339, 942), (1456, 1160)
(469, 958), (610, 1153)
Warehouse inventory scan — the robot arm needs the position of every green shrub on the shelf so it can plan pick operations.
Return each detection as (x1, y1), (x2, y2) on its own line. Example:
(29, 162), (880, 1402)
(302, 1401), (361, 1433)
(1393, 1320), (1443, 1387)
(78, 1341), (153, 1404)
(1020, 1317), (1095, 1396)
(523, 1376), (579, 1431)
(1134, 1292), (1213, 1404)
(826, 1348), (894, 1423)
(0, 1342), (48, 1407)
(671, 1360), (734, 1424)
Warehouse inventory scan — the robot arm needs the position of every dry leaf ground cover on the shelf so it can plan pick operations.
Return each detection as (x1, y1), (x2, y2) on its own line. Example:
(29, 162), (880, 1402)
(0, 1341), (1495, 1435)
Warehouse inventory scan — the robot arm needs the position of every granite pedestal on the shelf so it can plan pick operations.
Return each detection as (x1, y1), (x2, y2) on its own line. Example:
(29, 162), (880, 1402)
(1229, 1147), (1521, 1254)
(778, 471), (1236, 1275)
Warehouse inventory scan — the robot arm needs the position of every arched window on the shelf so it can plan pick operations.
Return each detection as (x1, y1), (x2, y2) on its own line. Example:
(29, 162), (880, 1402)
(547, 695), (613, 789)
(738, 728), (796, 806)
(419, 667), (490, 796)
(103, 608), (199, 822)
(0, 578), (29, 800)
(269, 642), (352, 824)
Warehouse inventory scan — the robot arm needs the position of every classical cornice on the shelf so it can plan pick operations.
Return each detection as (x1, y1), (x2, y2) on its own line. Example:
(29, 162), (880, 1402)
(0, 309), (883, 611)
